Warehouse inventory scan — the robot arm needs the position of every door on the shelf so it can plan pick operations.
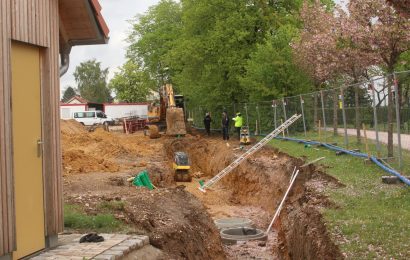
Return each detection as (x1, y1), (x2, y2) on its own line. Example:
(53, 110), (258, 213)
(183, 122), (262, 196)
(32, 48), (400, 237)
(11, 42), (45, 259)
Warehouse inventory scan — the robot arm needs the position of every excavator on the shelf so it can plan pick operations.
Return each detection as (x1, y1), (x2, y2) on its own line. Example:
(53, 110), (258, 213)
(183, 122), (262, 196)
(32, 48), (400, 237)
(147, 83), (186, 137)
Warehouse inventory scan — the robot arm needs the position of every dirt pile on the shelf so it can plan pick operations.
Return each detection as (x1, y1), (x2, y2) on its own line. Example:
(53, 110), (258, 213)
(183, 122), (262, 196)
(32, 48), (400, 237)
(61, 120), (166, 177)
(60, 119), (87, 134)
(125, 187), (225, 259)
(65, 181), (225, 259)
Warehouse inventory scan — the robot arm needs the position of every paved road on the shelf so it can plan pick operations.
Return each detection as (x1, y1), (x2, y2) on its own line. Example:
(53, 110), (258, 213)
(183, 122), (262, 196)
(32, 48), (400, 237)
(330, 128), (410, 151)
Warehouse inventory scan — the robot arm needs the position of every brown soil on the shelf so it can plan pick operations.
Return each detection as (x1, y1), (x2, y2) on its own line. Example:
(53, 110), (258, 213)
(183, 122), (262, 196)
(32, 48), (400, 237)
(62, 121), (342, 259)
(163, 134), (343, 259)
(61, 120), (167, 180)
(64, 176), (224, 259)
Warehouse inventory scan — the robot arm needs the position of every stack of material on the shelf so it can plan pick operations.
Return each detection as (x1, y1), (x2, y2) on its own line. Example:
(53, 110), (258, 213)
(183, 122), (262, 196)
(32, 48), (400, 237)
(123, 118), (147, 134)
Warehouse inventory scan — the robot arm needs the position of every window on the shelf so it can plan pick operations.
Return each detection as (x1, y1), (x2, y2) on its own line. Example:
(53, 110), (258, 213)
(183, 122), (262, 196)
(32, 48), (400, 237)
(97, 111), (104, 118)
(85, 112), (95, 118)
(74, 112), (85, 118)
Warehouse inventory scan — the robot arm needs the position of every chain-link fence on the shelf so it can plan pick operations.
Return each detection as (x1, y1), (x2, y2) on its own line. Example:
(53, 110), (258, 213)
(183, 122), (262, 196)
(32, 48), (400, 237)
(188, 70), (410, 173)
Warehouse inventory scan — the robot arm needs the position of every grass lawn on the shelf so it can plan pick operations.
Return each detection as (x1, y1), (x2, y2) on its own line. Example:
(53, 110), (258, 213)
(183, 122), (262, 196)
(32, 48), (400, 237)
(64, 204), (128, 233)
(270, 132), (410, 259)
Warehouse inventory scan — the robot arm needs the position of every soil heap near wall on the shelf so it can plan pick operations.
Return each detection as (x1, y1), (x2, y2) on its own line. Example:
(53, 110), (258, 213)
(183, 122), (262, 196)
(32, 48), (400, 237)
(61, 120), (163, 176)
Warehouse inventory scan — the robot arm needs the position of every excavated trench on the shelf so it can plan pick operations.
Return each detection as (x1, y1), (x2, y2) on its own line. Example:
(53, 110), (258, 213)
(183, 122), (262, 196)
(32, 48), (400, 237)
(164, 136), (343, 259)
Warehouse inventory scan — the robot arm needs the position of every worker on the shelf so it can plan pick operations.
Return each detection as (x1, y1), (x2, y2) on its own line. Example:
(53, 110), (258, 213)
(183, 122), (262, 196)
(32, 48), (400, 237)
(221, 110), (230, 141)
(232, 112), (243, 140)
(203, 112), (212, 136)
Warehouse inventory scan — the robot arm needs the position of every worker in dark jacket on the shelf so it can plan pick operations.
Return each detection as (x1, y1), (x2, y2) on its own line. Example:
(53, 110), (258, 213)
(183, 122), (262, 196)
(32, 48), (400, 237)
(203, 112), (212, 136)
(221, 111), (230, 140)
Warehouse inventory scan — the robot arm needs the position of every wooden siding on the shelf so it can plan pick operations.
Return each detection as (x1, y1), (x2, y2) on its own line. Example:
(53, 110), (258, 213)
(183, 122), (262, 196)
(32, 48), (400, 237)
(0, 0), (15, 255)
(11, 0), (50, 47)
(0, 0), (63, 255)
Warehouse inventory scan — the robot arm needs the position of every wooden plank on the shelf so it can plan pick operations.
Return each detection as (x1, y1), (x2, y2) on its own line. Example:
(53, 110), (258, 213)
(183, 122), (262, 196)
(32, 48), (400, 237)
(0, 0), (15, 255)
(6, 0), (15, 252)
(0, 1), (5, 254)
(41, 0), (63, 236)
(52, 0), (63, 233)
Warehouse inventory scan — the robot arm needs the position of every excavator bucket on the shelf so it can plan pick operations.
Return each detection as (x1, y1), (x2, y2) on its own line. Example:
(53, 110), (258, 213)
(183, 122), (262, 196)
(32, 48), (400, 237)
(166, 107), (186, 136)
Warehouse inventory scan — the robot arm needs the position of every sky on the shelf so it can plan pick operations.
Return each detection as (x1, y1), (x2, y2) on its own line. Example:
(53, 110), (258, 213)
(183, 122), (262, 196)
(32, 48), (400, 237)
(60, 0), (160, 96)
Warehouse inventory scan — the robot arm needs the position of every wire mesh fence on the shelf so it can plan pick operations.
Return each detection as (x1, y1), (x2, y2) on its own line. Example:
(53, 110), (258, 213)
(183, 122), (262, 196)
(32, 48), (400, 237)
(187, 71), (410, 173)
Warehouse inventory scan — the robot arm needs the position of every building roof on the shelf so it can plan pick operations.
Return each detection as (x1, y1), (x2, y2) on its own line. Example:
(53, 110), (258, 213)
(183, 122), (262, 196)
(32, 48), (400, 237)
(59, 0), (109, 50)
(65, 95), (89, 104)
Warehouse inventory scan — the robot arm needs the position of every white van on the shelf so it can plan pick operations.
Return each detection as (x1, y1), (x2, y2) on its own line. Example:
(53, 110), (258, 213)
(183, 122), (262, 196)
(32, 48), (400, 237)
(72, 111), (115, 126)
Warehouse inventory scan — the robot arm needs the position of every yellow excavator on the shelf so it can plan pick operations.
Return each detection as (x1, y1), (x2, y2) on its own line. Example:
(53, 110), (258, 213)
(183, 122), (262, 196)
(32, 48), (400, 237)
(147, 84), (186, 137)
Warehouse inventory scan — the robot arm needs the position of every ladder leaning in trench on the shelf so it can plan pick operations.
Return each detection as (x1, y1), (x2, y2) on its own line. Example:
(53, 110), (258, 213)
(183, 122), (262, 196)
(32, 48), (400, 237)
(199, 114), (302, 193)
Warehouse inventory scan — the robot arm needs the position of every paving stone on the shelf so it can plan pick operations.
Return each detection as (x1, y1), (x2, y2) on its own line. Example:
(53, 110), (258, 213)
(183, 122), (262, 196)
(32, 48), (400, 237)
(30, 257), (47, 260)
(109, 246), (130, 254)
(93, 255), (115, 260)
(126, 239), (143, 249)
(132, 235), (150, 245)
(118, 240), (138, 250)
(103, 250), (124, 259)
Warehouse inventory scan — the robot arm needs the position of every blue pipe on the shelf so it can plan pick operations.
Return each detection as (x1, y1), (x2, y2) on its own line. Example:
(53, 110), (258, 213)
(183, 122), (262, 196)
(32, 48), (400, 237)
(370, 157), (410, 186)
(275, 136), (410, 186)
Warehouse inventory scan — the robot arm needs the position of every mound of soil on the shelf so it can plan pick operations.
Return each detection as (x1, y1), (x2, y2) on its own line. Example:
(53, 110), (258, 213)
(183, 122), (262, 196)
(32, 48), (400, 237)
(61, 120), (168, 181)
(63, 149), (120, 174)
(65, 184), (225, 260)
(60, 119), (87, 134)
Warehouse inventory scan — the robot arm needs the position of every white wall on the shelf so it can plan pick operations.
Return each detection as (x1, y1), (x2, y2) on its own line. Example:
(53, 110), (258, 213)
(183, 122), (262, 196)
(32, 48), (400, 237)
(104, 104), (148, 119)
(60, 105), (87, 119)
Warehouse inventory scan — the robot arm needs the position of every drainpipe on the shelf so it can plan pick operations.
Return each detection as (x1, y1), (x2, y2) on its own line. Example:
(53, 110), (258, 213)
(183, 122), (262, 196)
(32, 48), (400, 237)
(59, 45), (71, 77)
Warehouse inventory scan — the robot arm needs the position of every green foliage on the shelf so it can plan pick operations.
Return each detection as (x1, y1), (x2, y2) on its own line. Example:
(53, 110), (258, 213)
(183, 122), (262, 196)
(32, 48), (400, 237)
(109, 60), (156, 102)
(120, 0), (323, 109)
(62, 86), (77, 103)
(127, 0), (182, 86)
(174, 0), (278, 107)
(240, 24), (312, 101)
(73, 59), (111, 103)
(64, 204), (125, 233)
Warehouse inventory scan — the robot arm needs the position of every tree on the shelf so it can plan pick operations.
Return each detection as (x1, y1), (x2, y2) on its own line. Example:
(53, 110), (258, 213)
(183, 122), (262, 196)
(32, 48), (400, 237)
(386, 0), (410, 17)
(73, 59), (111, 103)
(349, 0), (410, 156)
(241, 24), (312, 102)
(333, 6), (381, 143)
(109, 60), (156, 102)
(62, 86), (76, 103)
(173, 0), (292, 108)
(127, 0), (182, 86)
(292, 1), (339, 128)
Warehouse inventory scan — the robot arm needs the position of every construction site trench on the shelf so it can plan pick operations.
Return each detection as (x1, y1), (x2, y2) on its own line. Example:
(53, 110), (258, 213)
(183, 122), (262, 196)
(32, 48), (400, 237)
(62, 120), (343, 259)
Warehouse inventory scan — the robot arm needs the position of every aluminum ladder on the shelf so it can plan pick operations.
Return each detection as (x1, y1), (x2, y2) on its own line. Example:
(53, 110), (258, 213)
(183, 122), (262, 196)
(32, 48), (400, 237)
(199, 114), (301, 192)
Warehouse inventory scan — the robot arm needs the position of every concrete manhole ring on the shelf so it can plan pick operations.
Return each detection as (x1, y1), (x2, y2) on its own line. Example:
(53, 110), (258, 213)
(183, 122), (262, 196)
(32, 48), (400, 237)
(214, 218), (253, 230)
(220, 227), (267, 245)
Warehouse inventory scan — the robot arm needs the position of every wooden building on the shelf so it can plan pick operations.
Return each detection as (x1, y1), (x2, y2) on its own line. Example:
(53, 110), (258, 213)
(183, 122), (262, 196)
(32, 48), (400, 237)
(0, 0), (109, 259)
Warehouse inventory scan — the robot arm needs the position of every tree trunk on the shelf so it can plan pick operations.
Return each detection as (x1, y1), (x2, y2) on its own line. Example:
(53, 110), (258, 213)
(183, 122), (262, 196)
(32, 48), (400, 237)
(355, 84), (361, 144)
(387, 74), (394, 157)
(333, 90), (338, 136)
